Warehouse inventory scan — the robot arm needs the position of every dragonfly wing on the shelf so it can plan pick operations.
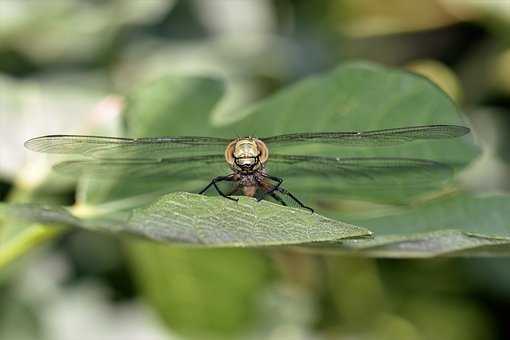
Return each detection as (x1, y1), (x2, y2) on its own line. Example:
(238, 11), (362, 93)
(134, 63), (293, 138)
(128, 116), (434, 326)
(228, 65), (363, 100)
(262, 125), (469, 148)
(53, 154), (229, 181)
(264, 154), (461, 203)
(25, 135), (231, 159)
(266, 154), (456, 192)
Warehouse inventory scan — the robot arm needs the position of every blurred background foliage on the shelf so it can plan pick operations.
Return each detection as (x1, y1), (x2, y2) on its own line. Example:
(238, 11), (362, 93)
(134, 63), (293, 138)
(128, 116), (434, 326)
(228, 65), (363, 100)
(1, 0), (510, 339)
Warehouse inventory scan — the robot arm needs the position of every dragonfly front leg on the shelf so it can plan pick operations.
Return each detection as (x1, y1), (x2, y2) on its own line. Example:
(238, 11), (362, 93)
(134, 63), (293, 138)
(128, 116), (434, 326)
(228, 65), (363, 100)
(265, 175), (283, 194)
(269, 192), (287, 206)
(199, 175), (239, 202)
(276, 187), (314, 213)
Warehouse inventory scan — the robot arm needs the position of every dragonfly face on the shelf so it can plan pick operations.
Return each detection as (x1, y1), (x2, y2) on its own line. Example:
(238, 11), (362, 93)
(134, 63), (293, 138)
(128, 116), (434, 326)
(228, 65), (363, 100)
(225, 138), (269, 173)
(24, 124), (471, 213)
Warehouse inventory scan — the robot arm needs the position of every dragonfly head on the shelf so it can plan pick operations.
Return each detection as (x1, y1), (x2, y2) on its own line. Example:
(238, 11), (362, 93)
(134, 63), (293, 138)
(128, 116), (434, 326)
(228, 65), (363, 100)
(225, 138), (269, 172)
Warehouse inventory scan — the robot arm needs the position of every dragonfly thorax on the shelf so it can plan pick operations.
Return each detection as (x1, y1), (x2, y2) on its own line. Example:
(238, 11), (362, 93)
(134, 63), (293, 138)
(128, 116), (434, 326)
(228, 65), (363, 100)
(225, 138), (269, 173)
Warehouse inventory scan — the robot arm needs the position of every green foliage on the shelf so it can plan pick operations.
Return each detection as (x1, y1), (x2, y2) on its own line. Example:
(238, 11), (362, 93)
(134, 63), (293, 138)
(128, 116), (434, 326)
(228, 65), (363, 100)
(124, 77), (225, 137)
(4, 62), (490, 337)
(127, 244), (272, 337)
(4, 62), (508, 263)
(324, 193), (510, 257)
(2, 2), (509, 339)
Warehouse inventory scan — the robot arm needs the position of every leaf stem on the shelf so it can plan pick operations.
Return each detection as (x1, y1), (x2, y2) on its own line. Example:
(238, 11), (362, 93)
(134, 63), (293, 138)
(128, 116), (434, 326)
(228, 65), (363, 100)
(0, 224), (64, 268)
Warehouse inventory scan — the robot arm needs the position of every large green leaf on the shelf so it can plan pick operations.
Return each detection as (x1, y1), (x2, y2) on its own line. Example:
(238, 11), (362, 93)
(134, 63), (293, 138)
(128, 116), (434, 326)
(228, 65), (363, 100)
(214, 62), (477, 204)
(3, 193), (369, 248)
(124, 76), (225, 137)
(221, 62), (475, 162)
(125, 192), (369, 246)
(5, 192), (508, 258)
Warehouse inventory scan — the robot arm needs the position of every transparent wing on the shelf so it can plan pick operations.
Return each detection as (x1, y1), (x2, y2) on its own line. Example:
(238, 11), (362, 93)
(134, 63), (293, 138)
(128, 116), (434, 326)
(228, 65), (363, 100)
(262, 125), (469, 148)
(25, 135), (231, 159)
(50, 152), (458, 203)
(51, 155), (231, 204)
(52, 154), (229, 180)
(25, 125), (469, 159)
(53, 152), (455, 187)
(265, 154), (460, 203)
(267, 154), (454, 184)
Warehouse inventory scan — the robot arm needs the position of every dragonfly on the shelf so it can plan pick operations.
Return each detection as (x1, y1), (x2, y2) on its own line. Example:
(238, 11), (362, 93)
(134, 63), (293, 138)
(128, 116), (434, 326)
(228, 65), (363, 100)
(25, 124), (470, 213)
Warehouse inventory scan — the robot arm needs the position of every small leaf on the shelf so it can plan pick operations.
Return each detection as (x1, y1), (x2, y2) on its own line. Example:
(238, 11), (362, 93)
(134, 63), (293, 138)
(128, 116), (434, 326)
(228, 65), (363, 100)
(0, 225), (62, 268)
(303, 193), (510, 257)
(0, 203), (81, 231)
(125, 193), (371, 247)
(0, 203), (73, 268)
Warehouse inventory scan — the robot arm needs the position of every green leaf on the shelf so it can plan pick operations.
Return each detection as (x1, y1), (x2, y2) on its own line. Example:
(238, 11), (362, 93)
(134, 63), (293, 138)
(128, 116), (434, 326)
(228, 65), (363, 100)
(6, 194), (370, 248)
(216, 62), (477, 204)
(303, 193), (510, 257)
(124, 76), (225, 137)
(124, 192), (370, 246)
(223, 62), (475, 162)
(0, 203), (81, 231)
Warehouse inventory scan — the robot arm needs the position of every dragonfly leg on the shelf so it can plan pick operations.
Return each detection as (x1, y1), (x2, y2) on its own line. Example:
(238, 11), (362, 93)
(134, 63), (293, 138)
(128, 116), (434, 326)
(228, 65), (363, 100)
(276, 187), (314, 213)
(199, 175), (238, 202)
(265, 175), (283, 194)
(256, 175), (283, 202)
(269, 192), (287, 206)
